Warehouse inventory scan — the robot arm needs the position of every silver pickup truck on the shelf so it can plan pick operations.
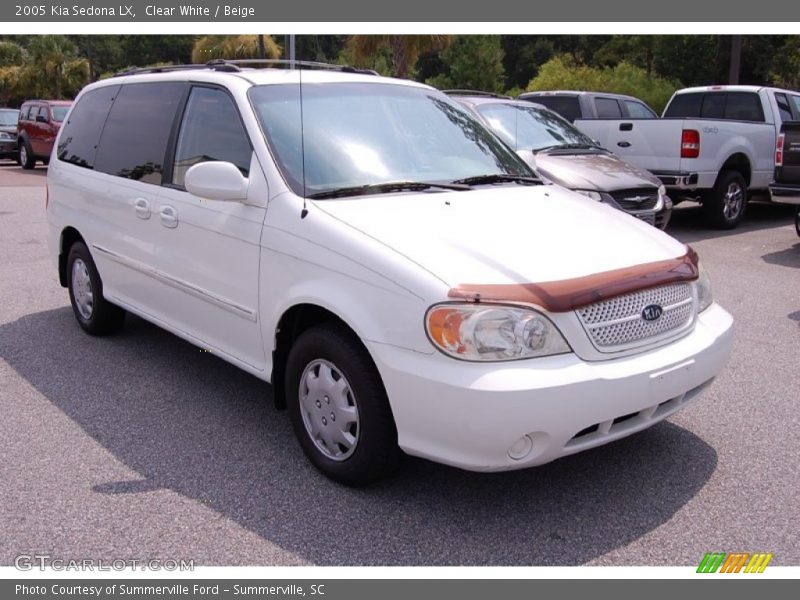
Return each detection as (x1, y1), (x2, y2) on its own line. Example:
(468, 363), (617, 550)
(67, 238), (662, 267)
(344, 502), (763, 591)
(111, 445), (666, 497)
(553, 86), (800, 229)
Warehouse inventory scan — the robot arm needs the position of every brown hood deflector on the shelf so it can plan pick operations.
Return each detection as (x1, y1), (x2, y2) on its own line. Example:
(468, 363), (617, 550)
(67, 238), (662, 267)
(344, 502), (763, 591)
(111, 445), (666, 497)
(448, 247), (699, 313)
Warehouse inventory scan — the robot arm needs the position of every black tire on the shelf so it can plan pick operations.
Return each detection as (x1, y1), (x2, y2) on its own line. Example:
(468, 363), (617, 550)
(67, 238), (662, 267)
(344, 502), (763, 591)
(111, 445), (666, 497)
(285, 322), (401, 486)
(795, 207), (800, 238)
(18, 140), (35, 170)
(703, 170), (748, 229)
(66, 241), (125, 335)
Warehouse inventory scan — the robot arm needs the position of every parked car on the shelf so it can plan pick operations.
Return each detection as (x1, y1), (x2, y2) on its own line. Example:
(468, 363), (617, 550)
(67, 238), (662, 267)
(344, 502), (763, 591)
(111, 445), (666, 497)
(448, 91), (672, 229)
(769, 120), (800, 237)
(570, 85), (800, 229)
(47, 61), (733, 485)
(519, 90), (659, 122)
(17, 99), (72, 169)
(0, 108), (20, 161)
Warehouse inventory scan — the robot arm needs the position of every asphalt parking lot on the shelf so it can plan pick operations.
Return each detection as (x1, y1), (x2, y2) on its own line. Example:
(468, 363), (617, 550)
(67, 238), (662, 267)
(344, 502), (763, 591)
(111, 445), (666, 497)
(0, 162), (798, 567)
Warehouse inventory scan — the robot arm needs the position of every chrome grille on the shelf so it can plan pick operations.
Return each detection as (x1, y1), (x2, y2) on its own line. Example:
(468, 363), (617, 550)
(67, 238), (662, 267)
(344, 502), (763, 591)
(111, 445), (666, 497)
(577, 283), (695, 350)
(610, 188), (659, 211)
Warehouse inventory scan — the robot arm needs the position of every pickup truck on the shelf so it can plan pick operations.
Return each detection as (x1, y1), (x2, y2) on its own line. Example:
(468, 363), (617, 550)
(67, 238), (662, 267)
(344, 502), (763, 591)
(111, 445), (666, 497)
(769, 121), (800, 237)
(573, 85), (800, 228)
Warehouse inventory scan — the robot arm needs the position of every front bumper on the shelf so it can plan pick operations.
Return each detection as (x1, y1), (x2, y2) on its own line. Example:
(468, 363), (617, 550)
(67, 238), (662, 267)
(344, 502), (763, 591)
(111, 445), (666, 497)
(769, 183), (800, 206)
(0, 139), (17, 157)
(369, 303), (733, 472)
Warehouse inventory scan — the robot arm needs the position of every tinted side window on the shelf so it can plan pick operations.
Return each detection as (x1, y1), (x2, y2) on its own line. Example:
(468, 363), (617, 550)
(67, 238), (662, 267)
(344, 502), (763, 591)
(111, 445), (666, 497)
(724, 92), (764, 122)
(790, 95), (800, 119)
(94, 82), (185, 185)
(57, 85), (119, 169)
(664, 93), (703, 118)
(623, 100), (656, 119)
(19, 105), (31, 120)
(172, 86), (252, 187)
(595, 97), (622, 118)
(526, 96), (581, 122)
(775, 93), (794, 122)
(37, 106), (49, 121)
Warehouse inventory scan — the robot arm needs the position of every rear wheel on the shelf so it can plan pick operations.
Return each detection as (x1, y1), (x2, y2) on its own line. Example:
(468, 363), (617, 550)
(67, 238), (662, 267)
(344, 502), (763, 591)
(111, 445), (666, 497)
(703, 170), (747, 229)
(67, 241), (125, 335)
(19, 140), (35, 170)
(285, 323), (401, 485)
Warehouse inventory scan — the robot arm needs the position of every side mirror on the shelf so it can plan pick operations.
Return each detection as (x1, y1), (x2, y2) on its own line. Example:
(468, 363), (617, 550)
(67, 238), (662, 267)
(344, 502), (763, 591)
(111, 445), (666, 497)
(35, 115), (48, 123)
(184, 161), (248, 202)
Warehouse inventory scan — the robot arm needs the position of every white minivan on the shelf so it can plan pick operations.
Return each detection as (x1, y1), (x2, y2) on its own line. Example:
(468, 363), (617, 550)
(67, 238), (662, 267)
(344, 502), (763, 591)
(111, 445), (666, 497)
(47, 61), (734, 485)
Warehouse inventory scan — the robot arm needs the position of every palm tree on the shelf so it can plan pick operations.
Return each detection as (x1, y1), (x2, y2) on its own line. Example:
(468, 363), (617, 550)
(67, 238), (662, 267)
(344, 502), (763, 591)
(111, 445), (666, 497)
(0, 36), (88, 102)
(192, 35), (281, 64)
(346, 35), (451, 79)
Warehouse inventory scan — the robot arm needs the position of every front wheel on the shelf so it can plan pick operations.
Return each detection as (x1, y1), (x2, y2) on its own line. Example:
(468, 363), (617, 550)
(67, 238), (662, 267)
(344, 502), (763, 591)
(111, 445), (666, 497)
(19, 140), (35, 170)
(67, 241), (126, 335)
(285, 323), (401, 486)
(703, 170), (747, 229)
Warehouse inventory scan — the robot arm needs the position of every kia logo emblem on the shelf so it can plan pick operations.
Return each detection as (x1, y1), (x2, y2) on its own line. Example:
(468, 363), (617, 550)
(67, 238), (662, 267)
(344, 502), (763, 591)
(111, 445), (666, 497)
(641, 304), (663, 321)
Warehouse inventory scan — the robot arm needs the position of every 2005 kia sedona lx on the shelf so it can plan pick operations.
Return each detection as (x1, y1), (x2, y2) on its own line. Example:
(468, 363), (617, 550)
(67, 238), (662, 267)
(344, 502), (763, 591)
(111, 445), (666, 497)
(47, 61), (734, 485)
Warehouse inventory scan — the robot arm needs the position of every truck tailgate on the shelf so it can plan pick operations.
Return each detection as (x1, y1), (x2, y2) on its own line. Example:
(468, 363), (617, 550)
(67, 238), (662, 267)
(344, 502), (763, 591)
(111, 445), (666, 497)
(574, 119), (684, 174)
(770, 121), (800, 205)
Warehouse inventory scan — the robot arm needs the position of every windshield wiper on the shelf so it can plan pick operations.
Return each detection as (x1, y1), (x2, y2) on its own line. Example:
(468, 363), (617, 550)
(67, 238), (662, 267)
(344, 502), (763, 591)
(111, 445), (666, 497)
(306, 180), (470, 200)
(450, 174), (542, 187)
(535, 142), (603, 153)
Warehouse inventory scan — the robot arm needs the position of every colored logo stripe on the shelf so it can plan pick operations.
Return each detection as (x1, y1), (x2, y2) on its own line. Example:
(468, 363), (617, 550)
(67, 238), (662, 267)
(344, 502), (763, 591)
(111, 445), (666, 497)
(697, 552), (773, 573)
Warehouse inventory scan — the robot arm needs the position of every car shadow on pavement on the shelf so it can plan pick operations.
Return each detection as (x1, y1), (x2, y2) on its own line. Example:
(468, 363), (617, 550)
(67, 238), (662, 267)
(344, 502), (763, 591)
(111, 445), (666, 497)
(667, 200), (796, 244)
(761, 243), (800, 268)
(0, 308), (719, 566)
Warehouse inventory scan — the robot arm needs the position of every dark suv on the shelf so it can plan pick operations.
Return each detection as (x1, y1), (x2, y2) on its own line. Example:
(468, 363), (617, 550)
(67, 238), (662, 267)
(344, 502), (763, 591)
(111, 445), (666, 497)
(17, 100), (72, 169)
(0, 108), (20, 160)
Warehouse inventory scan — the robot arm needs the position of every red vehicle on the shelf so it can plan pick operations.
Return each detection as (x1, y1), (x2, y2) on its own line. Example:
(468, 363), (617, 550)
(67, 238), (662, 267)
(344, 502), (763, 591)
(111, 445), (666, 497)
(17, 100), (72, 169)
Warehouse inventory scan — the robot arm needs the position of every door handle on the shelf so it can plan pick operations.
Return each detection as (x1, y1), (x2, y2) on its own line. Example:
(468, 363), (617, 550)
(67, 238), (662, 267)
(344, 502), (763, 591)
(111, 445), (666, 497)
(133, 197), (151, 219)
(619, 123), (633, 131)
(160, 205), (178, 229)
(617, 141), (632, 148)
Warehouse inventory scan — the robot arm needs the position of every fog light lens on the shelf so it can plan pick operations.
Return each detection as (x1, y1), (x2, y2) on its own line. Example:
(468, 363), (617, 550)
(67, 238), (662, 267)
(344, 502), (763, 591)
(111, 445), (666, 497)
(508, 435), (534, 460)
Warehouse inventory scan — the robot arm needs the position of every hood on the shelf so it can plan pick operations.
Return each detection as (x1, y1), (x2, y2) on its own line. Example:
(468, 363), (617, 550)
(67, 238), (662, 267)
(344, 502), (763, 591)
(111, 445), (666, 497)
(314, 184), (687, 289)
(518, 150), (662, 192)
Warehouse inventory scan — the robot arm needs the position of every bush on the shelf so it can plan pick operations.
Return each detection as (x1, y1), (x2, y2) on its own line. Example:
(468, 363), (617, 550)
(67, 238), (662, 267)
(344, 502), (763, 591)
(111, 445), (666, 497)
(525, 56), (681, 114)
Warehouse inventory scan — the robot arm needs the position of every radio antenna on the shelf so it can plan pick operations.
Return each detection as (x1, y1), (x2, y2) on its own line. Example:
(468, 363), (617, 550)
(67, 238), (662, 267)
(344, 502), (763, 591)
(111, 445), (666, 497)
(299, 63), (308, 219)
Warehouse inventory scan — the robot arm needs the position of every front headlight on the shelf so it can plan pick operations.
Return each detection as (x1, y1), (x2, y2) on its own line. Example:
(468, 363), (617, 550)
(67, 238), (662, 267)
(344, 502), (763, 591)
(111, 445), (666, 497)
(0, 132), (12, 141)
(696, 263), (713, 312)
(574, 189), (603, 201)
(425, 304), (571, 361)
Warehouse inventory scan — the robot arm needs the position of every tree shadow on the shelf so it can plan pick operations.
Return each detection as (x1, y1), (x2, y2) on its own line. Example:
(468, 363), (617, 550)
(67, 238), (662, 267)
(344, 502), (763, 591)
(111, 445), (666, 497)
(0, 308), (719, 565)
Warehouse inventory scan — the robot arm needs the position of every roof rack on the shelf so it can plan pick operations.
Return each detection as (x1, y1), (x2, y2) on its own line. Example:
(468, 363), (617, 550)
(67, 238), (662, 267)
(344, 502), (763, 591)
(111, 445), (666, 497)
(213, 59), (378, 75)
(442, 89), (512, 99)
(114, 59), (378, 78)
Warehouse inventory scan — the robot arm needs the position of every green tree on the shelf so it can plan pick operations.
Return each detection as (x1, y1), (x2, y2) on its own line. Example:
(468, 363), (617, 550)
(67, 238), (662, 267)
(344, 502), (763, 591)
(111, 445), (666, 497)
(345, 35), (451, 79)
(527, 56), (680, 113)
(425, 35), (506, 93)
(0, 36), (88, 102)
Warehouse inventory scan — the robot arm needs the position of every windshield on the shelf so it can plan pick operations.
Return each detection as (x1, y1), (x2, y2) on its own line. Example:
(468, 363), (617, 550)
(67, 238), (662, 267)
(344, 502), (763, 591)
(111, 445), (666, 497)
(51, 106), (69, 122)
(0, 110), (19, 126)
(249, 83), (531, 197)
(475, 103), (597, 151)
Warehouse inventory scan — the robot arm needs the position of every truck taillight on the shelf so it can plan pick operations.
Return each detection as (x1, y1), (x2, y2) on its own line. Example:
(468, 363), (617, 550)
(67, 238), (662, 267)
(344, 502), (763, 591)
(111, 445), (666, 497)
(681, 129), (700, 158)
(776, 133), (785, 166)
